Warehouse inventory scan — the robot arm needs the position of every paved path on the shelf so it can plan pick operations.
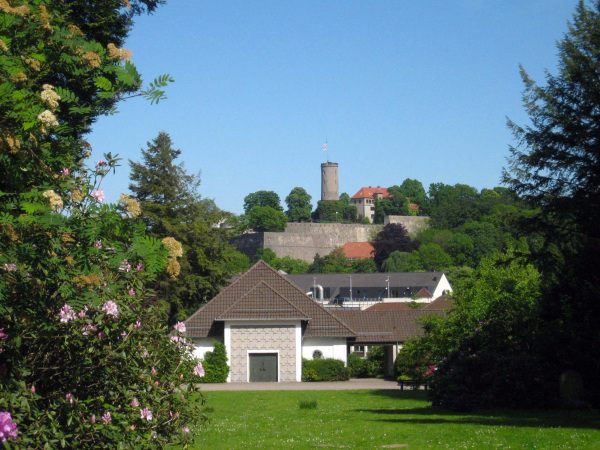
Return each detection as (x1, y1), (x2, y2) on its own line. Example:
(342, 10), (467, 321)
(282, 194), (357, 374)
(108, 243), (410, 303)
(199, 378), (403, 391)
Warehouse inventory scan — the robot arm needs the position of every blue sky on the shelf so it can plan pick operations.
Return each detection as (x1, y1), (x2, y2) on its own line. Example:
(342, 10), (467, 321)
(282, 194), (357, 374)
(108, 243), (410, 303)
(88, 0), (578, 214)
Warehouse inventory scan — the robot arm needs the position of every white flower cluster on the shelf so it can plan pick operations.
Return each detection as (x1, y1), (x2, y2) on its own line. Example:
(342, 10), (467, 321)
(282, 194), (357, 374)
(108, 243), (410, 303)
(41, 84), (60, 110)
(37, 110), (59, 134)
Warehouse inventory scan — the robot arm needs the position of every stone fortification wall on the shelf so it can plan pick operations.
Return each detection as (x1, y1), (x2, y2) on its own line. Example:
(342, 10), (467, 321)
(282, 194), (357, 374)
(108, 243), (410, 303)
(230, 218), (428, 263)
(384, 215), (429, 234)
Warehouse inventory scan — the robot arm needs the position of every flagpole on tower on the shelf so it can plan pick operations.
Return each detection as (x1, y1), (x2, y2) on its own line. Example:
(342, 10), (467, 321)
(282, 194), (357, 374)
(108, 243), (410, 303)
(323, 139), (328, 163)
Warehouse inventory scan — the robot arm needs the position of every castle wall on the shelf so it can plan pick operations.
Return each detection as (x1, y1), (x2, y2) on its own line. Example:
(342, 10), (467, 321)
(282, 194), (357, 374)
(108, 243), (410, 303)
(230, 218), (428, 263)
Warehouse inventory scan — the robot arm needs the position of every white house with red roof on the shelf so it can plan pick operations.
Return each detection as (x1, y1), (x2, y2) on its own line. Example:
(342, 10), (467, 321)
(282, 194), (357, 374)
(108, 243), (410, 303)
(351, 187), (418, 223)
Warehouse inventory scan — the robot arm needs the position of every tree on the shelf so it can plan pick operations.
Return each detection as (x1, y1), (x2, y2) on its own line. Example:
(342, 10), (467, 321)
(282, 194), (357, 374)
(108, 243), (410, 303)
(313, 199), (357, 222)
(246, 205), (287, 232)
(285, 187), (312, 222)
(129, 132), (235, 323)
(371, 224), (418, 268)
(381, 251), (412, 272)
(350, 258), (377, 273)
(408, 243), (453, 272)
(503, 0), (600, 405)
(389, 178), (428, 213)
(243, 190), (283, 213)
(0, 0), (170, 195)
(308, 248), (349, 273)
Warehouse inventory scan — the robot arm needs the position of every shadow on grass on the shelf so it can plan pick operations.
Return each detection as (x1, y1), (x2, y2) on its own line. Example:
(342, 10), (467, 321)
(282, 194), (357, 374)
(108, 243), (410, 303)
(355, 403), (600, 430)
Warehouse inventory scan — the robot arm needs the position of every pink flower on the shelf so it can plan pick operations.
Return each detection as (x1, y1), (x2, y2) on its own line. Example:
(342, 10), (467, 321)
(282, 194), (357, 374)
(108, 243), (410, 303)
(130, 425), (136, 431)
(94, 240), (102, 249)
(61, 168), (69, 176)
(0, 412), (18, 442)
(134, 321), (141, 328)
(66, 393), (73, 404)
(91, 414), (96, 424)
(136, 264), (144, 272)
(154, 381), (159, 386)
(140, 407), (153, 421)
(151, 367), (156, 375)
(59, 304), (75, 323)
(193, 362), (205, 378)
(78, 306), (88, 319)
(181, 394), (185, 399)
(91, 189), (105, 203)
(82, 323), (97, 336)
(182, 426), (190, 434)
(30, 386), (35, 394)
(131, 398), (139, 408)
(101, 412), (111, 424)
(119, 259), (131, 272)
(97, 332), (105, 340)
(101, 300), (119, 317)
(95, 160), (107, 168)
(128, 288), (135, 296)
(0, 329), (7, 341)
(3, 263), (17, 272)
(173, 322), (186, 334)
(121, 332), (127, 338)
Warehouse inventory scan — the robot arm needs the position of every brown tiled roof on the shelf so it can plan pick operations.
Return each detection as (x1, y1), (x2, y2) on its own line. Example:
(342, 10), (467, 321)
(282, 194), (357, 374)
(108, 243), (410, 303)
(415, 287), (433, 298)
(341, 242), (375, 260)
(331, 310), (444, 343)
(423, 295), (455, 310)
(184, 261), (356, 338)
(364, 302), (416, 311)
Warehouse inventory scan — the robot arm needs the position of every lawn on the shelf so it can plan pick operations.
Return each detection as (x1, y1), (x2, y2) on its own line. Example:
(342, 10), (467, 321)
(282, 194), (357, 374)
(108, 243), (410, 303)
(190, 389), (600, 449)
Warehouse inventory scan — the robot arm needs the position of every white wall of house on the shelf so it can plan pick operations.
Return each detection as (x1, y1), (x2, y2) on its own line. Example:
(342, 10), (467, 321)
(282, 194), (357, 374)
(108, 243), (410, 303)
(432, 274), (453, 298)
(302, 337), (348, 364)
(192, 338), (216, 361)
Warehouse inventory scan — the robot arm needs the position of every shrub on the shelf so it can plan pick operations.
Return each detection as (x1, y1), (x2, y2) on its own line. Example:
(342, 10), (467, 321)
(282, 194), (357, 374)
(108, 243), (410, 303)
(298, 399), (318, 409)
(366, 346), (385, 378)
(347, 352), (368, 378)
(302, 358), (350, 382)
(198, 341), (230, 383)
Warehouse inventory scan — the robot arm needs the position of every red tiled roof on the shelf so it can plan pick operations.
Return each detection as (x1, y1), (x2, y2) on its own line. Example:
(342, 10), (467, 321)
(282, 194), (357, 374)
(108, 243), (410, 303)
(414, 287), (433, 298)
(341, 242), (374, 260)
(351, 187), (391, 200)
(184, 261), (356, 338)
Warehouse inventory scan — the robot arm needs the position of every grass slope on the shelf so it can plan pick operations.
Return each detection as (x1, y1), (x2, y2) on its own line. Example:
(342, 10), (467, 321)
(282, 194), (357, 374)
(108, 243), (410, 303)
(191, 390), (600, 449)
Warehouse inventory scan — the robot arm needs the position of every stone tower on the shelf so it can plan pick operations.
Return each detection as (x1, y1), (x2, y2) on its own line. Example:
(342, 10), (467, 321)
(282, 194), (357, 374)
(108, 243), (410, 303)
(321, 162), (339, 201)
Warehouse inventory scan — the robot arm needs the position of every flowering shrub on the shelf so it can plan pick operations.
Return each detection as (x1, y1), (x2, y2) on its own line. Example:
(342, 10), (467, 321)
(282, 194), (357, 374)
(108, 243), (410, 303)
(0, 158), (208, 447)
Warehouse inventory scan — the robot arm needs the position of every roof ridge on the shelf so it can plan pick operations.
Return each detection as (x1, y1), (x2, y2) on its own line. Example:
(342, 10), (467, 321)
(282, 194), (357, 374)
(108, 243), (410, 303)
(218, 280), (309, 319)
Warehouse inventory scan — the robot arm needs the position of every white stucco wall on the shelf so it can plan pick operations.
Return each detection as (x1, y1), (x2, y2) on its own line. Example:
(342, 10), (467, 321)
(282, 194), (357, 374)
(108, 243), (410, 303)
(192, 338), (216, 361)
(432, 274), (453, 298)
(302, 337), (348, 365)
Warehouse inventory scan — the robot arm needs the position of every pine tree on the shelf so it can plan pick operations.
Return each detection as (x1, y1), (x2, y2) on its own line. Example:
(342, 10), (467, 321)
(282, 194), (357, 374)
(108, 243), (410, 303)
(129, 132), (235, 323)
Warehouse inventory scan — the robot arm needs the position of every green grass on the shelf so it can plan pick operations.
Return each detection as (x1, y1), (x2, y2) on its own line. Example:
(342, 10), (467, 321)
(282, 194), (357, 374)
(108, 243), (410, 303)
(190, 390), (600, 449)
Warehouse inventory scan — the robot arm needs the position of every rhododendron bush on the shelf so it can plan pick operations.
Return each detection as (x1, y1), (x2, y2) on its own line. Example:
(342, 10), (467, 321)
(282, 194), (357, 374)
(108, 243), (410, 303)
(0, 0), (209, 447)
(0, 159), (208, 447)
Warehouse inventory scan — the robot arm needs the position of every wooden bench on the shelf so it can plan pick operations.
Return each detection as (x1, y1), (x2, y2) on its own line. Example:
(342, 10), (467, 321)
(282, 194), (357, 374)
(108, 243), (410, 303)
(398, 379), (428, 390)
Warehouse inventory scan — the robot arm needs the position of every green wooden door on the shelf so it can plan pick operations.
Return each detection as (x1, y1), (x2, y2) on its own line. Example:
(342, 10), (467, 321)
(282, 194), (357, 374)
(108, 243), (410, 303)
(249, 353), (278, 382)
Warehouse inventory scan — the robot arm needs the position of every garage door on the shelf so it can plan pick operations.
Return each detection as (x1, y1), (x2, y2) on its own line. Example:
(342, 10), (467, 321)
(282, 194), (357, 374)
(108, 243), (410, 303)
(249, 353), (278, 382)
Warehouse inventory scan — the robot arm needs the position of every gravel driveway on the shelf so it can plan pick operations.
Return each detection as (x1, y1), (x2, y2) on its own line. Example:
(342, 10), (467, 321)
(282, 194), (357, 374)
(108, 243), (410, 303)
(199, 378), (403, 391)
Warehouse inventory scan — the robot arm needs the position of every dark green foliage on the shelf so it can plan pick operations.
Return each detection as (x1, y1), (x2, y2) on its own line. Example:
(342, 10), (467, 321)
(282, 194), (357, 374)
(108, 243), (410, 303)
(198, 342), (230, 383)
(503, 0), (600, 406)
(347, 352), (369, 378)
(308, 248), (349, 274)
(395, 340), (434, 382)
(270, 255), (309, 274)
(298, 399), (318, 409)
(129, 132), (235, 324)
(350, 258), (377, 273)
(243, 191), (283, 213)
(381, 251), (412, 272)
(246, 206), (288, 232)
(409, 243), (453, 272)
(371, 224), (418, 268)
(313, 199), (357, 222)
(365, 346), (385, 378)
(254, 248), (277, 264)
(285, 187), (312, 222)
(302, 358), (350, 381)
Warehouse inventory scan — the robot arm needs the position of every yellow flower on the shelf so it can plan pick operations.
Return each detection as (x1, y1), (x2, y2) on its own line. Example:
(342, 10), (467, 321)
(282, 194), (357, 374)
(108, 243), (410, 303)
(12, 72), (27, 83)
(162, 237), (183, 258)
(118, 194), (141, 218)
(42, 190), (63, 211)
(70, 189), (83, 203)
(82, 51), (101, 68)
(41, 85), (61, 110)
(166, 258), (181, 279)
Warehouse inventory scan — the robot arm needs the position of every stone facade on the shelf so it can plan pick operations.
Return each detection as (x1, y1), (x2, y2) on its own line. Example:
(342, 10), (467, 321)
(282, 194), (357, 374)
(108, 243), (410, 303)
(383, 215), (429, 233)
(229, 325), (296, 382)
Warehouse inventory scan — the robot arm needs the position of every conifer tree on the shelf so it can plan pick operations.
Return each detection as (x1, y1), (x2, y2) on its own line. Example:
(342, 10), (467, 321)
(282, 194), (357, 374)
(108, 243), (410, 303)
(129, 132), (235, 323)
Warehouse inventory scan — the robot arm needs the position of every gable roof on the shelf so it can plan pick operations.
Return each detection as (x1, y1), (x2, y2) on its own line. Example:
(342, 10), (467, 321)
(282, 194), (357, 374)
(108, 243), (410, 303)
(331, 310), (444, 343)
(341, 242), (375, 260)
(351, 187), (391, 199)
(184, 260), (356, 338)
(364, 302), (416, 311)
